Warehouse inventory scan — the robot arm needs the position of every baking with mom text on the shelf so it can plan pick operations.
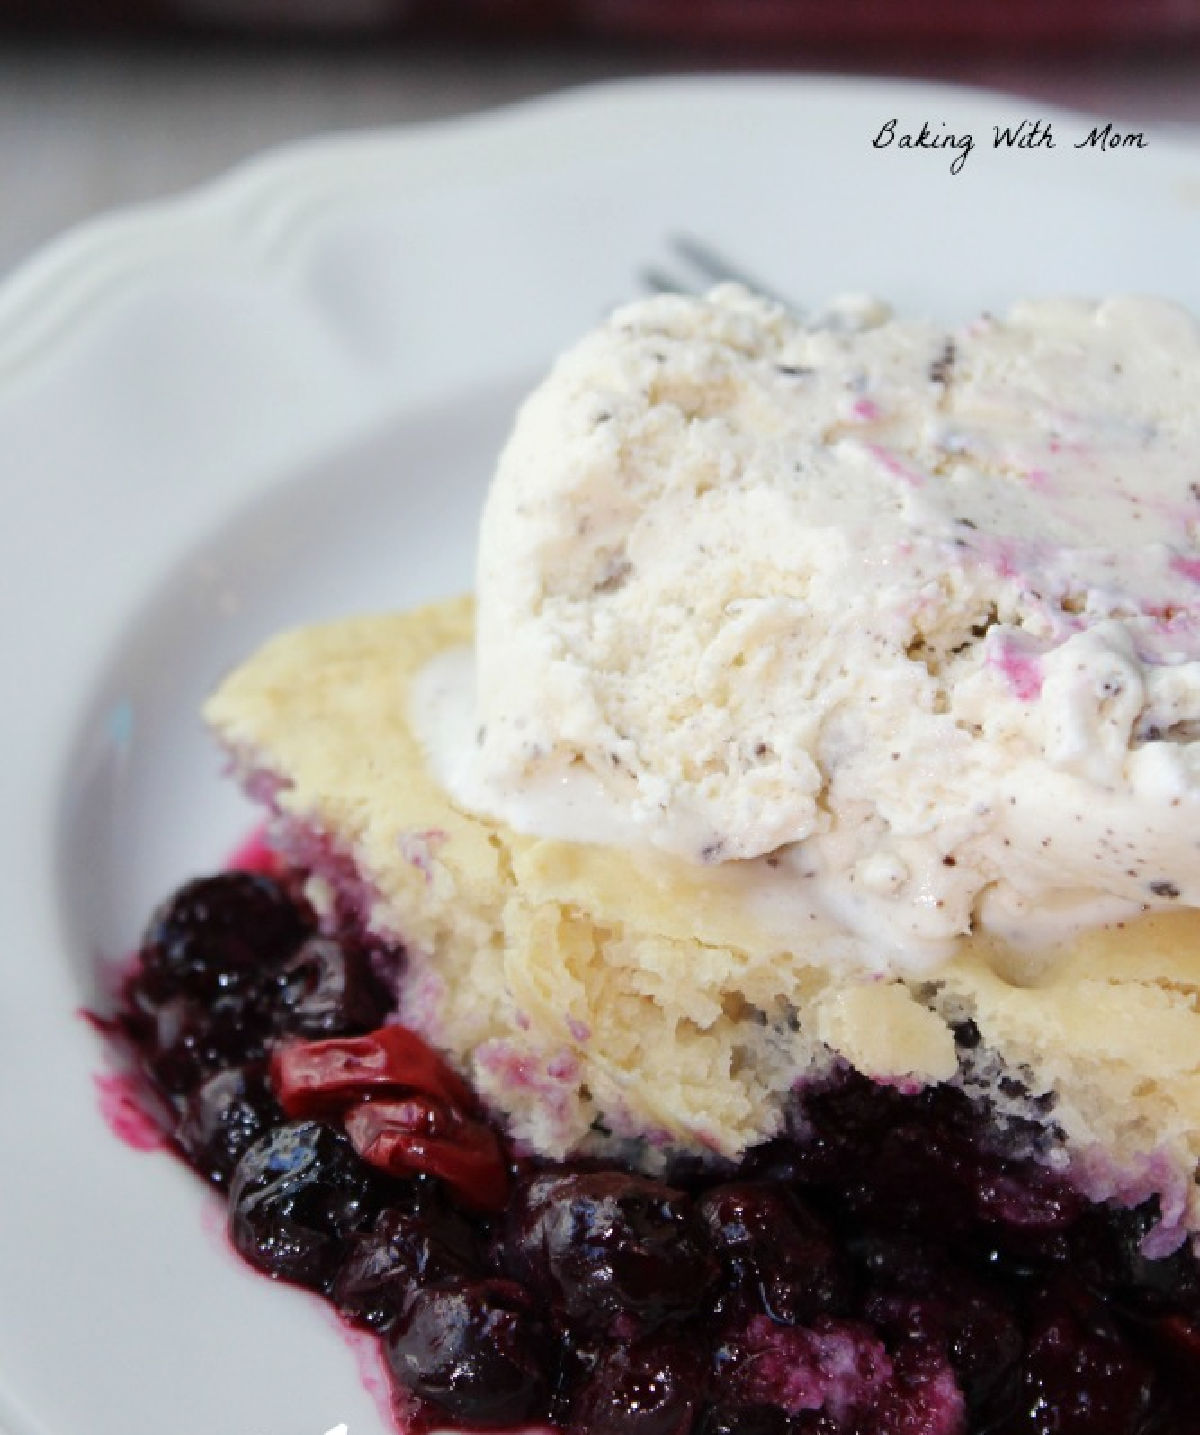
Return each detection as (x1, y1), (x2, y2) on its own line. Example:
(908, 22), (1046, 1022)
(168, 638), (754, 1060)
(872, 117), (1148, 175)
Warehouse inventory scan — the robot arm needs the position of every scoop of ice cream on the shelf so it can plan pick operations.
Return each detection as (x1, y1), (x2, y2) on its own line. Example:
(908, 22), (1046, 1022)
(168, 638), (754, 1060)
(457, 286), (1200, 970)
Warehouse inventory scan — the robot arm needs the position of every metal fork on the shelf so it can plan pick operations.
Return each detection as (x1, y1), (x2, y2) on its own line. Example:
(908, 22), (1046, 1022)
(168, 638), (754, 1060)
(639, 234), (800, 314)
(640, 237), (895, 335)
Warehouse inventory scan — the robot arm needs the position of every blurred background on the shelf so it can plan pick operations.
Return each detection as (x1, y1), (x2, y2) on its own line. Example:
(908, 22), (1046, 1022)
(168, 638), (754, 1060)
(2, 1), (1200, 279)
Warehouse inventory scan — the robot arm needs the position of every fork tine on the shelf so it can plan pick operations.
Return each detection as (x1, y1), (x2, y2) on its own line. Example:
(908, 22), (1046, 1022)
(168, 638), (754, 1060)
(669, 234), (799, 313)
(637, 236), (799, 313)
(639, 264), (692, 296)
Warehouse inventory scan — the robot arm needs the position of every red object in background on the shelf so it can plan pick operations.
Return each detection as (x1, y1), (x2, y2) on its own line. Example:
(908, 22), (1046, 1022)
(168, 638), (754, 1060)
(583, 0), (1200, 46)
(5, 0), (1200, 45)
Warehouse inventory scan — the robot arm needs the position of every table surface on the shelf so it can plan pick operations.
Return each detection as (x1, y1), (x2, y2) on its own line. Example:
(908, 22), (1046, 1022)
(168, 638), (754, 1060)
(3, 40), (1200, 281)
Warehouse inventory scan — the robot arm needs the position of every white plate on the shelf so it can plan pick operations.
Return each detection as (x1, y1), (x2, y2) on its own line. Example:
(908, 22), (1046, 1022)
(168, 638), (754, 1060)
(2, 74), (1200, 1435)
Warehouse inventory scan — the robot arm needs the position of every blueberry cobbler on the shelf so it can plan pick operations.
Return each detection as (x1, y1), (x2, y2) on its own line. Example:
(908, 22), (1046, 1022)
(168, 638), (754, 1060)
(110, 289), (1200, 1432)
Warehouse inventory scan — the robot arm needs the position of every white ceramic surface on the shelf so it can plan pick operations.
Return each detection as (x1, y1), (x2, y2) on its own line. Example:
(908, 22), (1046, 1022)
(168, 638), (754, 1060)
(2, 75), (1200, 1435)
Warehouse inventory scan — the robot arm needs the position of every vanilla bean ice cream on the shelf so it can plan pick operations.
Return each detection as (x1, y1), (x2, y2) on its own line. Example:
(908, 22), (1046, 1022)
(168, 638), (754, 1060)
(420, 287), (1200, 973)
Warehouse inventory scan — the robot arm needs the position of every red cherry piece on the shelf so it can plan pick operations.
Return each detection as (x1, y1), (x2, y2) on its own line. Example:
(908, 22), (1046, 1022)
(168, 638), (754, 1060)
(271, 1025), (475, 1119)
(344, 1095), (509, 1212)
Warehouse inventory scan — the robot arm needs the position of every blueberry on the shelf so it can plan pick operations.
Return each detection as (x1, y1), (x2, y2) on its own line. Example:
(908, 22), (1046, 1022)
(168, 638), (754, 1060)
(946, 1290), (1023, 1417)
(228, 1120), (382, 1291)
(1149, 1313), (1200, 1410)
(696, 1182), (850, 1323)
(384, 1277), (551, 1427)
(567, 1334), (706, 1435)
(853, 1236), (1020, 1414)
(505, 1172), (718, 1332)
(786, 1076), (1008, 1241)
(1075, 1203), (1200, 1320)
(973, 1162), (1082, 1233)
(140, 990), (271, 1094)
(333, 1201), (482, 1330)
(695, 1403), (793, 1435)
(860, 1123), (979, 1238)
(999, 1282), (1160, 1435)
(174, 1063), (281, 1185)
(140, 872), (311, 1000)
(716, 1313), (892, 1421)
(786, 1416), (839, 1435)
(858, 1340), (966, 1435)
(272, 934), (391, 1039)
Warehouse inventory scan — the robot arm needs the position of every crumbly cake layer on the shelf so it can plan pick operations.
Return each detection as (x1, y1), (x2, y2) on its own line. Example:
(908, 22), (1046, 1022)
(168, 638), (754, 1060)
(207, 597), (1200, 1240)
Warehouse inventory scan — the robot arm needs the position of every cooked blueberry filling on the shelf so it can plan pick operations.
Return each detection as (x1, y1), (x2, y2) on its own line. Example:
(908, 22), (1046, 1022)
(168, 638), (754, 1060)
(109, 869), (1198, 1434)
